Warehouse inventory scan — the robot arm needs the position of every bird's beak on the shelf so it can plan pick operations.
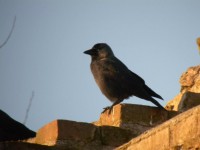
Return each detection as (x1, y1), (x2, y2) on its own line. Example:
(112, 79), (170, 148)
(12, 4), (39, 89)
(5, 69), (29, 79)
(83, 49), (96, 55)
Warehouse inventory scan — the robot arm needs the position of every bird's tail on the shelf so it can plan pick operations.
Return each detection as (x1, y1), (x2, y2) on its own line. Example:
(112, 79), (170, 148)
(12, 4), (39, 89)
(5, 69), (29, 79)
(149, 97), (165, 110)
(144, 85), (163, 100)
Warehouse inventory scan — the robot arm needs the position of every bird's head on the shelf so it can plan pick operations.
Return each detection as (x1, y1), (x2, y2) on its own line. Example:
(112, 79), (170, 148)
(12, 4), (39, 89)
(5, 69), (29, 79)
(84, 43), (114, 60)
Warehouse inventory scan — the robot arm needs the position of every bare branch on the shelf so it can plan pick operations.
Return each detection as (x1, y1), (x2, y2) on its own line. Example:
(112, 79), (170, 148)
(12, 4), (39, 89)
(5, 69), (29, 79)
(23, 91), (35, 125)
(0, 16), (16, 49)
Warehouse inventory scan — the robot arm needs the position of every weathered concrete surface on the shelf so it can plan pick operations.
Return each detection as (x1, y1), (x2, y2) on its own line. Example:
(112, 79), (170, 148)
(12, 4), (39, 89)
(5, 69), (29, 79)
(94, 104), (178, 135)
(116, 105), (200, 150)
(178, 91), (200, 112)
(35, 119), (97, 146)
(1, 104), (176, 150)
(34, 104), (178, 149)
(1, 105), (199, 150)
(35, 119), (136, 149)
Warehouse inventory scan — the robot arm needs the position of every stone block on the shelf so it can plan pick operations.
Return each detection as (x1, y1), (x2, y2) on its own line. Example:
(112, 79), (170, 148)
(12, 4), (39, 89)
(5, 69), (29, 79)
(99, 126), (136, 147)
(35, 120), (97, 146)
(166, 65), (200, 112)
(178, 91), (200, 112)
(125, 127), (169, 150)
(94, 104), (177, 135)
(117, 105), (200, 150)
(170, 113), (198, 147)
(35, 119), (136, 149)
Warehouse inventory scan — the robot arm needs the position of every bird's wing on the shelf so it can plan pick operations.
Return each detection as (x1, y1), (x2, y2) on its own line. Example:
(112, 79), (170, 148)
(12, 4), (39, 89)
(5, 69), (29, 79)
(129, 70), (145, 84)
(101, 57), (145, 87)
(110, 57), (145, 84)
(99, 57), (163, 101)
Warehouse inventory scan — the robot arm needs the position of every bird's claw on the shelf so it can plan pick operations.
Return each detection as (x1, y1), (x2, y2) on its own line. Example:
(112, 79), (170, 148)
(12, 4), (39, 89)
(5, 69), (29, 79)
(102, 106), (113, 114)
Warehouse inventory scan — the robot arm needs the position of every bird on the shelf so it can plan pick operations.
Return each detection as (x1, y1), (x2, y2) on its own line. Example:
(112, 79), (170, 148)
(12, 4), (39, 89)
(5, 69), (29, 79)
(84, 43), (165, 114)
(0, 109), (36, 142)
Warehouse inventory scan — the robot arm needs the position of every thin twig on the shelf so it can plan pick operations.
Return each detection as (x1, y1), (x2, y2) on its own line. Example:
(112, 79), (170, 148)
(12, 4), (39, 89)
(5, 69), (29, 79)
(23, 91), (35, 125)
(0, 16), (16, 49)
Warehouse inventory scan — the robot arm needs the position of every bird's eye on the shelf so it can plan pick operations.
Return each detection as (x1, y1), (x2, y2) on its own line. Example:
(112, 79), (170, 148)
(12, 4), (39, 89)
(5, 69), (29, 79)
(96, 49), (100, 52)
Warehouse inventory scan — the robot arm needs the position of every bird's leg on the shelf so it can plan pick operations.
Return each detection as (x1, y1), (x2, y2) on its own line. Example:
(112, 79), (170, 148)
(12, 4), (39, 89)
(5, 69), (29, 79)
(102, 106), (113, 114)
(102, 100), (123, 114)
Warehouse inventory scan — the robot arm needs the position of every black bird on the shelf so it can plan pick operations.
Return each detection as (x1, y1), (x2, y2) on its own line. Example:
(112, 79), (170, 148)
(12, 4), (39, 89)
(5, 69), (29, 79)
(0, 109), (36, 142)
(84, 43), (165, 114)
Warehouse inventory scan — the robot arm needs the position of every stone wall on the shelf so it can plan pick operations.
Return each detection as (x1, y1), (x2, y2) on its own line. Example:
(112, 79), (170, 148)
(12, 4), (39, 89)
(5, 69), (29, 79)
(166, 65), (200, 111)
(117, 105), (200, 150)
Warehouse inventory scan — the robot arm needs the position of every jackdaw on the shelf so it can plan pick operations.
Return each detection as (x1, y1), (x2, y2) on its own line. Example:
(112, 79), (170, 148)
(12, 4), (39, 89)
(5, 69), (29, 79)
(84, 43), (165, 114)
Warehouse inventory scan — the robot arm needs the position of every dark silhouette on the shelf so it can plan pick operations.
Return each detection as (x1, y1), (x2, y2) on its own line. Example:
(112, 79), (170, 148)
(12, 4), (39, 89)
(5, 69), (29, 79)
(0, 109), (36, 142)
(84, 43), (165, 114)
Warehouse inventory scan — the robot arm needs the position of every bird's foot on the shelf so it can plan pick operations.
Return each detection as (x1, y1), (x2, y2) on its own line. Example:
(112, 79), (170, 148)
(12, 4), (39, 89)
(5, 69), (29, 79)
(102, 106), (113, 114)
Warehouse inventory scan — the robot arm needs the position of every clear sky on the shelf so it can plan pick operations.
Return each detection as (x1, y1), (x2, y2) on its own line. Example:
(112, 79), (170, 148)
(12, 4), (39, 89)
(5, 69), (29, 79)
(0, 0), (199, 131)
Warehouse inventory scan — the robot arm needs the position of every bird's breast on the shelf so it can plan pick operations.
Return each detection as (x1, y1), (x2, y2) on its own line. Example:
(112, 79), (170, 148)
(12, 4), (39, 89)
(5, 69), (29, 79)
(90, 62), (108, 90)
(90, 60), (130, 102)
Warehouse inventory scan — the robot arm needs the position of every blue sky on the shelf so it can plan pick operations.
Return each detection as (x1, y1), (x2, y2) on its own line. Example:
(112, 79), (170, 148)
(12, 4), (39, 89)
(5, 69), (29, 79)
(0, 0), (199, 131)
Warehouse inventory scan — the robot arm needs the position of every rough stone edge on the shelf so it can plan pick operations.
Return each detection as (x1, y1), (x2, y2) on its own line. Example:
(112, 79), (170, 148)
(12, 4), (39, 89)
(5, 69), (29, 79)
(116, 105), (200, 150)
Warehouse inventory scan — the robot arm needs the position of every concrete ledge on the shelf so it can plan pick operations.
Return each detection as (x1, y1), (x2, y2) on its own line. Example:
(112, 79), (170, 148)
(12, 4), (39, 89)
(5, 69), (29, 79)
(35, 120), (97, 146)
(35, 119), (136, 149)
(34, 104), (179, 149)
(94, 104), (178, 135)
(2, 104), (200, 149)
(116, 105), (200, 150)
